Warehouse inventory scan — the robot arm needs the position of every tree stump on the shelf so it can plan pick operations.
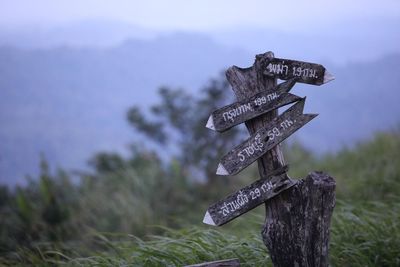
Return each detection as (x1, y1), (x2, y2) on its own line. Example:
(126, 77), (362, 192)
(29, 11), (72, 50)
(226, 52), (336, 267)
(263, 172), (335, 267)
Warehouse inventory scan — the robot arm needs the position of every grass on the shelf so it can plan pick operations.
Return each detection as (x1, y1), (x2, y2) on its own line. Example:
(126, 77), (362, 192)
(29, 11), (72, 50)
(2, 228), (271, 266)
(330, 200), (400, 266)
(3, 199), (399, 266)
(1, 130), (400, 266)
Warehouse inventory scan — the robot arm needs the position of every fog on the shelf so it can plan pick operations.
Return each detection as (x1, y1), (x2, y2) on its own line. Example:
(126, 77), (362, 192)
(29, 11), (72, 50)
(0, 1), (400, 186)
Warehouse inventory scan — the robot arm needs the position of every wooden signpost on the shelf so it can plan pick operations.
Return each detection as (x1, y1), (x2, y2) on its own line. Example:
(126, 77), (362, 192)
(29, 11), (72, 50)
(206, 79), (299, 132)
(216, 99), (317, 176)
(201, 52), (337, 267)
(263, 57), (335, 85)
(203, 166), (294, 226)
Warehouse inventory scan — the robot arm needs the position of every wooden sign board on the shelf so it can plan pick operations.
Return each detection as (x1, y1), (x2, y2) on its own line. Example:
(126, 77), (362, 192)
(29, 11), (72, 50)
(203, 167), (295, 226)
(206, 79), (300, 132)
(217, 99), (316, 176)
(263, 57), (334, 85)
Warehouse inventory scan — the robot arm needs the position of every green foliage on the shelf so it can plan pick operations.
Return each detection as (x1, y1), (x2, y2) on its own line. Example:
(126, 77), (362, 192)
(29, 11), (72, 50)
(88, 152), (126, 173)
(0, 157), (78, 253)
(1, 72), (400, 265)
(4, 200), (400, 266)
(126, 75), (245, 188)
(78, 148), (196, 235)
(317, 131), (400, 201)
(4, 228), (271, 266)
(285, 130), (400, 202)
(127, 106), (167, 144)
(1, 130), (399, 266)
(330, 200), (400, 266)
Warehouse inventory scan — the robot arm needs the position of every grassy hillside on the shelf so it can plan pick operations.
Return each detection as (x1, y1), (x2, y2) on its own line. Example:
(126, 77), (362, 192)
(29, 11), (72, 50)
(1, 129), (399, 266)
(3, 202), (399, 266)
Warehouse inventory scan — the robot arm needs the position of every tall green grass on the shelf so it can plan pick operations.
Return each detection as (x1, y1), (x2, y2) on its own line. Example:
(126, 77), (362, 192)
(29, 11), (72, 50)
(4, 200), (399, 266)
(330, 200), (400, 266)
(286, 130), (400, 202)
(1, 130), (400, 266)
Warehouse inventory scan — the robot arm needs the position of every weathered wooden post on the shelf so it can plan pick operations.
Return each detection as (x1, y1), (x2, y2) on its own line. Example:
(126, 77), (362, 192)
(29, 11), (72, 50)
(202, 52), (336, 266)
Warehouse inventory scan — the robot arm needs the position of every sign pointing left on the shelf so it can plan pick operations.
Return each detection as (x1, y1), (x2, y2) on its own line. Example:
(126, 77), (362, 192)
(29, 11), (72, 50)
(203, 167), (295, 226)
(206, 79), (299, 132)
(216, 99), (317, 176)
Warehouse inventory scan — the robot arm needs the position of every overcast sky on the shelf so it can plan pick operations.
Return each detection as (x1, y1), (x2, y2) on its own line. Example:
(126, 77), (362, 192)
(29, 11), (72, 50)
(1, 0), (400, 32)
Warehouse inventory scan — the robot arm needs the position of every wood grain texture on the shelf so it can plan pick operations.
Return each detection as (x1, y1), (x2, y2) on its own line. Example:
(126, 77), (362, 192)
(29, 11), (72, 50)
(226, 52), (285, 178)
(226, 52), (336, 267)
(205, 169), (295, 226)
(263, 57), (327, 85)
(217, 99), (317, 176)
(207, 79), (299, 132)
(262, 172), (336, 267)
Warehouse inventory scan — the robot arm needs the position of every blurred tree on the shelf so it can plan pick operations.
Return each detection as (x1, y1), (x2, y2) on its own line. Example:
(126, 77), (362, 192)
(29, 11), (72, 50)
(0, 186), (9, 209)
(89, 152), (126, 173)
(283, 141), (316, 178)
(3, 157), (77, 249)
(126, 73), (245, 189)
(81, 145), (197, 235)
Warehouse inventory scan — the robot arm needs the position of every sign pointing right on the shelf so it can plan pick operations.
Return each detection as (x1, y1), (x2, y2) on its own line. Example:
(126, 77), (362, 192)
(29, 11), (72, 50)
(216, 98), (317, 176)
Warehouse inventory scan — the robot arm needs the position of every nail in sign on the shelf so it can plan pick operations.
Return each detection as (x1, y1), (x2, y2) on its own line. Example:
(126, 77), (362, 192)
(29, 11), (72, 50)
(203, 168), (296, 226)
(216, 99), (317, 176)
(206, 79), (300, 132)
(263, 57), (335, 85)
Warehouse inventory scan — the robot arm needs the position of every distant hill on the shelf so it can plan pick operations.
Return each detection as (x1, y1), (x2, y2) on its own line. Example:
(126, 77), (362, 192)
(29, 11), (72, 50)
(1, 18), (399, 64)
(210, 18), (400, 65)
(0, 19), (159, 48)
(290, 54), (400, 151)
(0, 32), (399, 186)
(0, 33), (251, 186)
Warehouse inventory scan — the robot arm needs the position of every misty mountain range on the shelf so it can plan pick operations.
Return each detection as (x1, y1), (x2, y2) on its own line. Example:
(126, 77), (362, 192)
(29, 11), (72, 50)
(1, 18), (399, 64)
(0, 20), (399, 186)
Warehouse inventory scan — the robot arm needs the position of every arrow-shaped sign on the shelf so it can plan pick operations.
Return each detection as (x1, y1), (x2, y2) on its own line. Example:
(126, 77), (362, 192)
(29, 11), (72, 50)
(216, 99), (317, 176)
(263, 57), (334, 85)
(206, 79), (300, 132)
(203, 166), (296, 226)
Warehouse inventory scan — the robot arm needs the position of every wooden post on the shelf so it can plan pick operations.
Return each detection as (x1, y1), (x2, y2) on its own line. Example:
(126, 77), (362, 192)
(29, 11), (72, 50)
(263, 172), (335, 266)
(226, 52), (336, 267)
